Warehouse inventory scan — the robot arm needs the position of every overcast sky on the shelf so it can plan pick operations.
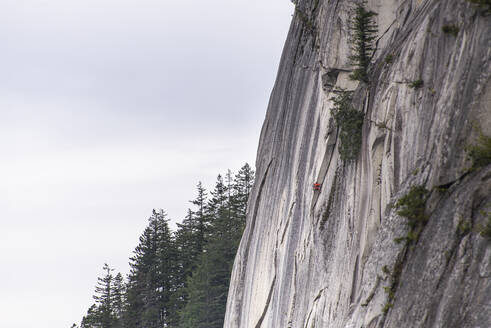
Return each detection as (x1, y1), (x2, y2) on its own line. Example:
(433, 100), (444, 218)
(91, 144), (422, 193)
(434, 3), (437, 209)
(0, 1), (293, 327)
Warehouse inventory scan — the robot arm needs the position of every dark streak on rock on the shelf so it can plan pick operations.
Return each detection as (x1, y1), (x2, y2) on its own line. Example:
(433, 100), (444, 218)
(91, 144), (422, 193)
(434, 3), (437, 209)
(254, 275), (277, 328)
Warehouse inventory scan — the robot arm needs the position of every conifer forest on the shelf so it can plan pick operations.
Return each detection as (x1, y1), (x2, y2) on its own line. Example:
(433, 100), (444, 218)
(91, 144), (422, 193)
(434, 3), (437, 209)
(72, 164), (254, 328)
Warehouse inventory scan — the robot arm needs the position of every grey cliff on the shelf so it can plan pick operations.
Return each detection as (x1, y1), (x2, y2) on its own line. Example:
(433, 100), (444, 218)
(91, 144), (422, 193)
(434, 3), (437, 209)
(225, 0), (491, 327)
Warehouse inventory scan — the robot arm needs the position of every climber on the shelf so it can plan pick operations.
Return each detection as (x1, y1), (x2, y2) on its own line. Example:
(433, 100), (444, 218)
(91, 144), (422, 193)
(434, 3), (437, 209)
(313, 183), (321, 191)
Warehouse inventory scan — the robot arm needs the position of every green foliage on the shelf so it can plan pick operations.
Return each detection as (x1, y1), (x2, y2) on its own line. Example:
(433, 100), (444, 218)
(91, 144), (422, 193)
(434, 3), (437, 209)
(81, 305), (101, 328)
(383, 286), (395, 300)
(76, 164), (254, 328)
(393, 231), (419, 244)
(94, 264), (116, 328)
(393, 236), (405, 244)
(457, 218), (472, 235)
(394, 185), (429, 229)
(178, 238), (233, 328)
(179, 167), (253, 328)
(408, 79), (424, 89)
(478, 212), (491, 239)
(81, 264), (125, 328)
(442, 24), (460, 36)
(467, 0), (491, 14)
(382, 302), (393, 313)
(381, 258), (404, 315)
(330, 91), (365, 162)
(348, 1), (378, 83)
(393, 185), (429, 247)
(384, 54), (394, 64)
(406, 229), (420, 242)
(295, 8), (315, 32)
(467, 131), (491, 169)
(124, 209), (177, 328)
(435, 186), (449, 193)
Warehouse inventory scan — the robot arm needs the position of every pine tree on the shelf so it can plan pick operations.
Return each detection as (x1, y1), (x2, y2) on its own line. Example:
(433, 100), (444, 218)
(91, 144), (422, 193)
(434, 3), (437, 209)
(81, 304), (101, 328)
(205, 175), (227, 225)
(231, 164), (254, 231)
(123, 279), (142, 328)
(178, 177), (227, 328)
(170, 183), (210, 325)
(177, 253), (212, 328)
(76, 165), (254, 328)
(125, 210), (176, 328)
(94, 264), (116, 328)
(111, 273), (125, 328)
(155, 210), (178, 326)
(175, 183), (209, 280)
(348, 1), (378, 83)
(234, 164), (254, 205)
(190, 182), (209, 253)
(171, 209), (196, 313)
(178, 165), (254, 328)
(125, 222), (154, 328)
(80, 264), (121, 328)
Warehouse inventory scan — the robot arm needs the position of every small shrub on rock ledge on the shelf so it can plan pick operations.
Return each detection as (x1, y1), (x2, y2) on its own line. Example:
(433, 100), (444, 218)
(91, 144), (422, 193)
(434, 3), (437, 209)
(478, 212), (491, 239)
(467, 131), (491, 169)
(467, 0), (491, 14)
(457, 218), (472, 235)
(394, 185), (429, 229)
(384, 54), (394, 64)
(330, 91), (364, 162)
(392, 185), (430, 246)
(408, 79), (424, 89)
(442, 24), (460, 36)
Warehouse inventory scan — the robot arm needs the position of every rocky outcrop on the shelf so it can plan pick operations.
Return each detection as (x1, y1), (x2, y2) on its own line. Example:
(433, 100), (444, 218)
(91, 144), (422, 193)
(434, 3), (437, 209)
(225, 0), (491, 327)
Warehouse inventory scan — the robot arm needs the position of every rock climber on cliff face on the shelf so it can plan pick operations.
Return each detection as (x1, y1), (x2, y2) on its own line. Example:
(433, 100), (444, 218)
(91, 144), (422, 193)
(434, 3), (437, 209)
(313, 183), (321, 191)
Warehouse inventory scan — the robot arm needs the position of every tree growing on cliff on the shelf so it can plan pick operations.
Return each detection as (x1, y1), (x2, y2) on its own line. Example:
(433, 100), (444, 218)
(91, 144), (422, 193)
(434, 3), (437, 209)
(330, 91), (364, 162)
(348, 1), (378, 83)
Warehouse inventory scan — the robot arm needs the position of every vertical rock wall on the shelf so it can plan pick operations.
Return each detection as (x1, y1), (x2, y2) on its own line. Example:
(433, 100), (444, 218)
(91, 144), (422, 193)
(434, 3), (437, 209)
(225, 0), (491, 327)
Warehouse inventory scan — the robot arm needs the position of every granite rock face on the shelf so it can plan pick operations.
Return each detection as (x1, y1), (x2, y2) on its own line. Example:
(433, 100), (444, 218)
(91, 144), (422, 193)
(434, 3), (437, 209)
(224, 0), (491, 327)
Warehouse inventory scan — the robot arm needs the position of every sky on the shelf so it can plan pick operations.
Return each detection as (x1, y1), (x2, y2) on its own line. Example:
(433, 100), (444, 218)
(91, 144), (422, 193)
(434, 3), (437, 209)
(0, 1), (293, 327)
